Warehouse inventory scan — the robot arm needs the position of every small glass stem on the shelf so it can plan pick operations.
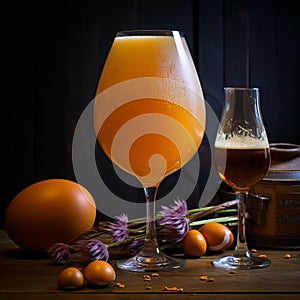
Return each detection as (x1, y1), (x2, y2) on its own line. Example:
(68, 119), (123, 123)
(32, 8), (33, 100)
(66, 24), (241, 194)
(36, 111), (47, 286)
(141, 187), (160, 255)
(233, 192), (251, 258)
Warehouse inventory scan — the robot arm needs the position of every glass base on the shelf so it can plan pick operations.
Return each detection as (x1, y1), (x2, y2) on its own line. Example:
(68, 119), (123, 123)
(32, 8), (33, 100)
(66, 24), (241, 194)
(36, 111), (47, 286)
(116, 252), (185, 272)
(213, 254), (271, 270)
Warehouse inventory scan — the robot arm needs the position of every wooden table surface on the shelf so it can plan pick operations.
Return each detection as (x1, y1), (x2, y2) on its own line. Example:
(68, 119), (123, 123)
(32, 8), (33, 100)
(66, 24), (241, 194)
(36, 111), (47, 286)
(0, 230), (299, 300)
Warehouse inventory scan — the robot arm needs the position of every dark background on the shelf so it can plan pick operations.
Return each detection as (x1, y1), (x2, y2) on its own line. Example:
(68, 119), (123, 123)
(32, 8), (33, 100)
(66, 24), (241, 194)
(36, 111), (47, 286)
(4, 0), (299, 228)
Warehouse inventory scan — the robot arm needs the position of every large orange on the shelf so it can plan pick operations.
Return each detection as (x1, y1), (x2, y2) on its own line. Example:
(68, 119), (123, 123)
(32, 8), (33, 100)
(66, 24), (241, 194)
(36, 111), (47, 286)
(5, 179), (96, 252)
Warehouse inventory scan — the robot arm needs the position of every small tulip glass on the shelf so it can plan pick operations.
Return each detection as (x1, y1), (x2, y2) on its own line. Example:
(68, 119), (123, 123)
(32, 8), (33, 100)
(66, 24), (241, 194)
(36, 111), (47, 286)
(213, 87), (271, 270)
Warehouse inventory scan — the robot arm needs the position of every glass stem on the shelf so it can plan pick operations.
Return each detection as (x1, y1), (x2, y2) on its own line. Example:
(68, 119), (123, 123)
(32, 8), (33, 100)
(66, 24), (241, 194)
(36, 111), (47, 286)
(141, 187), (160, 255)
(233, 192), (251, 258)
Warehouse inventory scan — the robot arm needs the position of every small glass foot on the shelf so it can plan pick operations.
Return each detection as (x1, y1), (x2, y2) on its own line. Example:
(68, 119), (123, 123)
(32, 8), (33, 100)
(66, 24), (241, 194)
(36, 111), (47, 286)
(116, 252), (185, 272)
(213, 254), (271, 270)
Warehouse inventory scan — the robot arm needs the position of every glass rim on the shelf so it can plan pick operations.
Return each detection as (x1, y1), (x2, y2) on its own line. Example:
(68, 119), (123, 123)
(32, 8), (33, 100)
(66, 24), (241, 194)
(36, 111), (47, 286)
(116, 29), (184, 37)
(224, 87), (259, 91)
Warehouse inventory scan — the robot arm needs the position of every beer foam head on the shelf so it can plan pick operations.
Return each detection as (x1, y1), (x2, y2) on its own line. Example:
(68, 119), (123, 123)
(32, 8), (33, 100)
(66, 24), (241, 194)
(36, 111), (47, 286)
(215, 135), (269, 149)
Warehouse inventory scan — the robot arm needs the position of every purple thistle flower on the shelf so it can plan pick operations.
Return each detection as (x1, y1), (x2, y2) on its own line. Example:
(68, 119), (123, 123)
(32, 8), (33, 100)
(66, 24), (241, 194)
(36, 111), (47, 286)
(77, 239), (109, 261)
(158, 199), (189, 243)
(47, 243), (72, 265)
(107, 213), (129, 242)
(158, 214), (189, 243)
(159, 199), (188, 217)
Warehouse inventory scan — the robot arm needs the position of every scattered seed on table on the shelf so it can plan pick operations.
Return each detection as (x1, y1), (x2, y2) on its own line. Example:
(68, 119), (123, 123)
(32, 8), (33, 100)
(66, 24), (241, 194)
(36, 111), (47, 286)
(151, 273), (159, 277)
(164, 286), (178, 291)
(250, 249), (257, 253)
(143, 275), (151, 281)
(199, 275), (214, 282)
(115, 282), (125, 288)
(164, 286), (183, 292)
(284, 253), (291, 259)
(145, 286), (152, 290)
(199, 275), (208, 281)
(258, 254), (267, 258)
(229, 271), (237, 274)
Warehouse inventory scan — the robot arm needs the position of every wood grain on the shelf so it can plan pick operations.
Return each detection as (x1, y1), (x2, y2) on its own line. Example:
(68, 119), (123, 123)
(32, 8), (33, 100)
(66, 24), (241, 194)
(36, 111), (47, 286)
(1, 231), (299, 299)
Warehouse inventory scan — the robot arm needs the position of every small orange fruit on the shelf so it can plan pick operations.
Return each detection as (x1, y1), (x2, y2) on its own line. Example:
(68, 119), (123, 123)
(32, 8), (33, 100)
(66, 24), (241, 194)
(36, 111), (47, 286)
(182, 229), (207, 257)
(200, 222), (234, 252)
(57, 267), (84, 290)
(84, 260), (116, 287)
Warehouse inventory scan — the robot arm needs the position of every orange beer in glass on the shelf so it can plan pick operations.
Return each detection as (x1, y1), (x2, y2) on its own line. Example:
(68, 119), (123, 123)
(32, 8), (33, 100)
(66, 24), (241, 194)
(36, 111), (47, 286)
(94, 30), (206, 271)
(95, 31), (205, 187)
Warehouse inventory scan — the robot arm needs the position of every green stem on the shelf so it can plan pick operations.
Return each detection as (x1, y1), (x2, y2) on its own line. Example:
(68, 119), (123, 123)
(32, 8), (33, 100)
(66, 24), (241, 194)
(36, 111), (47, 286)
(190, 215), (238, 227)
(187, 208), (237, 219)
(128, 225), (147, 233)
(127, 216), (147, 224)
(186, 206), (216, 214)
(188, 200), (238, 222)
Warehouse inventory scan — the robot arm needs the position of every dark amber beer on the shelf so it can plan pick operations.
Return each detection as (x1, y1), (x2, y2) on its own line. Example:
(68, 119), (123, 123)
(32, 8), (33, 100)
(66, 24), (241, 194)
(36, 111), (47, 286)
(214, 146), (270, 192)
(212, 87), (271, 269)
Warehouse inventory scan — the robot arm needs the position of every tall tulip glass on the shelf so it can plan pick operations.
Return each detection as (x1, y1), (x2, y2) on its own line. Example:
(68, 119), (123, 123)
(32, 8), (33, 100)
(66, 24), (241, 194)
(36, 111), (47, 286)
(94, 30), (206, 272)
(213, 87), (271, 269)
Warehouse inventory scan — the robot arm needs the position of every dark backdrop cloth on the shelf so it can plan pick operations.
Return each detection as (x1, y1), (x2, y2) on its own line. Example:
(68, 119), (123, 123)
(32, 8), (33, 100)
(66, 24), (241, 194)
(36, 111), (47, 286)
(4, 0), (300, 227)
